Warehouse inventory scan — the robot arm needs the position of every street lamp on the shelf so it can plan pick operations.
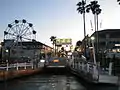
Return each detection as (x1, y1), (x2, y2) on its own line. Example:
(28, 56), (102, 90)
(91, 36), (96, 65)
(5, 50), (8, 53)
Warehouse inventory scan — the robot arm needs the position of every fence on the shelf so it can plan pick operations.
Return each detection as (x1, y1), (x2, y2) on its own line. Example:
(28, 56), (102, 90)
(0, 61), (44, 71)
(70, 58), (115, 81)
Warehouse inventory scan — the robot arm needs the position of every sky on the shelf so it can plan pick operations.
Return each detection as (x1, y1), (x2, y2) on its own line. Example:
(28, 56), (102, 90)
(0, 0), (120, 47)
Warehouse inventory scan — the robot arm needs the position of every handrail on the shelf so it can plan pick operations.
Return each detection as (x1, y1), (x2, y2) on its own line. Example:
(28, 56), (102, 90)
(0, 62), (42, 71)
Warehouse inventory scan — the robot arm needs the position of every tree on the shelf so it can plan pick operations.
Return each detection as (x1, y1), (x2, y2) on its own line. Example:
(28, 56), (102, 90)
(76, 0), (89, 57)
(86, 0), (101, 61)
(50, 36), (56, 56)
(117, 0), (120, 4)
(76, 40), (82, 46)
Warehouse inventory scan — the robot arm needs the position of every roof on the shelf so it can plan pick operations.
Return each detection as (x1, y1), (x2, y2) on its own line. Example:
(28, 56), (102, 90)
(91, 29), (120, 38)
(2, 40), (52, 49)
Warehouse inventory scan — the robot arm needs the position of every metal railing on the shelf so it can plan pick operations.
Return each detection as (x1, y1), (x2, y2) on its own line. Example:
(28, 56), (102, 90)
(70, 57), (116, 81)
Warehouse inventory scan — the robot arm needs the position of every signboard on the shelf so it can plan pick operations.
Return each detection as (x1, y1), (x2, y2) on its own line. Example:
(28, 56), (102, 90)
(56, 38), (72, 45)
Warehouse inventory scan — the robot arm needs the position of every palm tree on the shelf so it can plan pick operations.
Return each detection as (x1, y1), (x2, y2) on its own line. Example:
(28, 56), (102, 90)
(117, 0), (120, 4)
(86, 0), (101, 62)
(50, 36), (56, 56)
(76, 40), (82, 46)
(76, 0), (89, 57)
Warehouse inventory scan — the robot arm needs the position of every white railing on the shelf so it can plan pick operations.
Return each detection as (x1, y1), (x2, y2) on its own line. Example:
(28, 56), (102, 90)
(71, 59), (99, 80)
(0, 62), (43, 71)
(70, 58), (114, 81)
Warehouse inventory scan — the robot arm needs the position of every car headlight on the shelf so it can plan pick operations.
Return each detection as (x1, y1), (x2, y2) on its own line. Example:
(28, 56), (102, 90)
(40, 59), (45, 63)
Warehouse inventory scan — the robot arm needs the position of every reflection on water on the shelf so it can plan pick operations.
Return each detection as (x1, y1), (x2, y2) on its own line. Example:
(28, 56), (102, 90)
(0, 74), (86, 90)
(0, 74), (119, 90)
(87, 85), (118, 90)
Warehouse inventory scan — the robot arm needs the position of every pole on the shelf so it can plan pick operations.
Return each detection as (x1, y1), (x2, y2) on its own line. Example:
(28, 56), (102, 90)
(92, 40), (96, 65)
(83, 12), (86, 58)
(55, 40), (56, 56)
(96, 14), (99, 54)
(94, 14), (97, 61)
(96, 14), (99, 62)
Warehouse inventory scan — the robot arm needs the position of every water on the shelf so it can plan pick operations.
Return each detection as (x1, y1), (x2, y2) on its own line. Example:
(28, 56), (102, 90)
(0, 74), (118, 90)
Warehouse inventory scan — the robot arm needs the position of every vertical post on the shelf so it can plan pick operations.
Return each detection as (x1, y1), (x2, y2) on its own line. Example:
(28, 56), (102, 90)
(108, 62), (112, 75)
(83, 12), (86, 58)
(31, 62), (33, 69)
(82, 62), (84, 70)
(94, 14), (98, 62)
(96, 14), (99, 54)
(6, 61), (8, 71)
(92, 40), (96, 65)
(16, 62), (18, 70)
(93, 65), (98, 79)
(55, 40), (56, 56)
(24, 62), (26, 69)
(87, 63), (89, 72)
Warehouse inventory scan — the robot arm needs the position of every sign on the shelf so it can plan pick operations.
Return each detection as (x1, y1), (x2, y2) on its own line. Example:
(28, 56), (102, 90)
(53, 59), (59, 62)
(56, 38), (72, 45)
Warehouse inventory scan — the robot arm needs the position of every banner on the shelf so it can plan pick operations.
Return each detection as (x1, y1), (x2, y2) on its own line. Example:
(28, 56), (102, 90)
(56, 38), (72, 45)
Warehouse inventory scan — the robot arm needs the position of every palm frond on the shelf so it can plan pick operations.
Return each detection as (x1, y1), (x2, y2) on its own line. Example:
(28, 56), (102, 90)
(77, 7), (81, 11)
(77, 2), (82, 6)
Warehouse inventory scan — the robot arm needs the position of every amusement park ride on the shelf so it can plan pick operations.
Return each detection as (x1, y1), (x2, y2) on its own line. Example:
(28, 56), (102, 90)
(2, 19), (37, 62)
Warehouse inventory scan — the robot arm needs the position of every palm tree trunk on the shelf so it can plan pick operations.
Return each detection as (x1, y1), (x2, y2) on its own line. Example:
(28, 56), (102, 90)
(55, 43), (56, 56)
(94, 14), (97, 51)
(83, 12), (86, 57)
(96, 14), (99, 53)
(52, 42), (54, 56)
(94, 13), (98, 63)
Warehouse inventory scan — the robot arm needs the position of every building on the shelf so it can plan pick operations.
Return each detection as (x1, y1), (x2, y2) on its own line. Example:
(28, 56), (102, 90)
(86, 29), (120, 59)
(89, 29), (120, 52)
(1, 40), (52, 62)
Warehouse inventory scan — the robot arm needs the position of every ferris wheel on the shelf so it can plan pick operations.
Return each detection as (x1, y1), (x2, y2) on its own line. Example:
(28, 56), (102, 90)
(4, 19), (36, 48)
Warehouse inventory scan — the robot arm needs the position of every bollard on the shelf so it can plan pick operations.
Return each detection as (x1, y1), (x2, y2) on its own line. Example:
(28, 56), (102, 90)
(118, 75), (120, 89)
(6, 62), (8, 71)
(82, 62), (84, 71)
(87, 63), (89, 72)
(24, 62), (26, 69)
(93, 65), (99, 80)
(16, 62), (18, 70)
(108, 62), (113, 75)
(31, 63), (33, 69)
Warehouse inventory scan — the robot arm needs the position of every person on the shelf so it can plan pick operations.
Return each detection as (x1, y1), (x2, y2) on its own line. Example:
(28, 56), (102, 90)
(47, 52), (51, 61)
(86, 48), (90, 61)
(77, 51), (86, 62)
(89, 48), (94, 62)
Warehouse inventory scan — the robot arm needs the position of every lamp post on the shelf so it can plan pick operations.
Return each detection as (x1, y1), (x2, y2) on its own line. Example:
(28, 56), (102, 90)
(91, 37), (96, 65)
(5, 49), (9, 62)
